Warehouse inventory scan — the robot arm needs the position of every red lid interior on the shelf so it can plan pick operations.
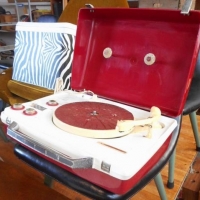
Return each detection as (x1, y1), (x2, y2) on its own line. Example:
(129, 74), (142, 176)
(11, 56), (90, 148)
(71, 8), (200, 117)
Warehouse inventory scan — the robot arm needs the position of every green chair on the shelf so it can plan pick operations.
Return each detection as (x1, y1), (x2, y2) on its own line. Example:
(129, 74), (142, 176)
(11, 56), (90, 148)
(167, 52), (200, 188)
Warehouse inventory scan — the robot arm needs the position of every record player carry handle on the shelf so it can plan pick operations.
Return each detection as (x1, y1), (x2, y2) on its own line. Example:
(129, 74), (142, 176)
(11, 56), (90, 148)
(116, 106), (161, 132)
(7, 122), (93, 169)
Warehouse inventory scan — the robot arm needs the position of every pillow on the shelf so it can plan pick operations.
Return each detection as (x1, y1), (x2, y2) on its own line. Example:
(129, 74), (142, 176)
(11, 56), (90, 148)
(12, 22), (76, 90)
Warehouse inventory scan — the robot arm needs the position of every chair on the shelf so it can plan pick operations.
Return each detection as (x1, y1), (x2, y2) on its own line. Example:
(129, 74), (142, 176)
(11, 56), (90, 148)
(59, 0), (129, 24)
(13, 115), (182, 200)
(0, 15), (57, 107)
(0, 0), (129, 109)
(167, 51), (200, 189)
(183, 54), (200, 151)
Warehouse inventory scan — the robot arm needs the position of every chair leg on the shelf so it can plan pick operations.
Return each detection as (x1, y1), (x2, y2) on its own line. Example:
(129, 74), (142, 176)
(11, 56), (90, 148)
(0, 100), (7, 112)
(189, 111), (200, 151)
(44, 174), (53, 188)
(154, 173), (168, 200)
(167, 148), (176, 189)
(0, 101), (9, 142)
(0, 126), (9, 142)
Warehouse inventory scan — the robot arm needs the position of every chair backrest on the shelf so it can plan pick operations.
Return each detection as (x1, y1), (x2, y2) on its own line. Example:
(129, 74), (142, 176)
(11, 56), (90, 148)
(37, 14), (57, 22)
(193, 52), (200, 78)
(58, 0), (129, 24)
(12, 22), (76, 90)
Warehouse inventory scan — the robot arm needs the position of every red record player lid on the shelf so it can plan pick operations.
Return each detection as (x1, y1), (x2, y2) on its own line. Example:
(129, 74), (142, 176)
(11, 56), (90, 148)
(71, 8), (200, 117)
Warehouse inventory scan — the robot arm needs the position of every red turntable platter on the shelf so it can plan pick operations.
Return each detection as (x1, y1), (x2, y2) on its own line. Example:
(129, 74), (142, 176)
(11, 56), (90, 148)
(53, 102), (134, 138)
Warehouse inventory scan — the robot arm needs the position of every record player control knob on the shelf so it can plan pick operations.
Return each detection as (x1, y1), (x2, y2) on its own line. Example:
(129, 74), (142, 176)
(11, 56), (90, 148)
(103, 47), (112, 58)
(13, 103), (23, 109)
(24, 108), (37, 115)
(47, 100), (58, 105)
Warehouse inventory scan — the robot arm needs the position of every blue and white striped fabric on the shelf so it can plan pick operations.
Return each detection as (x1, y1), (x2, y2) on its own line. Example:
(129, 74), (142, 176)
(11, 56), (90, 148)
(12, 22), (76, 90)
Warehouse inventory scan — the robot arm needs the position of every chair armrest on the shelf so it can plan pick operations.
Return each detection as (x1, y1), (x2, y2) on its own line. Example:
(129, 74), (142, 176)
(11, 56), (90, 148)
(0, 68), (27, 105)
(0, 68), (13, 102)
(7, 80), (54, 101)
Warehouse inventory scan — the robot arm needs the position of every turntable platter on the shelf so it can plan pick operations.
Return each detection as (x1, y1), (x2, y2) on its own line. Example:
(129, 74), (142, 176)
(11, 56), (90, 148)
(53, 102), (134, 138)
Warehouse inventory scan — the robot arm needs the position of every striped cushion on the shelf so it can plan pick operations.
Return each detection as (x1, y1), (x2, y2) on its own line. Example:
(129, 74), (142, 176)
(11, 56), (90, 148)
(12, 22), (76, 90)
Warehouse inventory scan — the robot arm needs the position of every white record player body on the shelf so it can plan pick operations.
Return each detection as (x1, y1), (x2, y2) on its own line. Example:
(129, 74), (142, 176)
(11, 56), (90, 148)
(1, 90), (177, 194)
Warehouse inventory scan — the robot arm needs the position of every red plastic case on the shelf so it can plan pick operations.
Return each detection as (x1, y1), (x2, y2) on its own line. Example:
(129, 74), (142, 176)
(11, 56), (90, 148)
(71, 8), (200, 117)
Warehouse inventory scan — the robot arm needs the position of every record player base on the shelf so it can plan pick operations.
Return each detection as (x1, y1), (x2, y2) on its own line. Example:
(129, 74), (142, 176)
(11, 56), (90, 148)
(13, 114), (181, 200)
(13, 144), (167, 199)
(12, 135), (170, 195)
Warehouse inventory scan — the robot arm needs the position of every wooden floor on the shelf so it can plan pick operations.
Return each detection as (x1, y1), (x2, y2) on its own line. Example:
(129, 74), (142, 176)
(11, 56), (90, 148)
(0, 114), (198, 200)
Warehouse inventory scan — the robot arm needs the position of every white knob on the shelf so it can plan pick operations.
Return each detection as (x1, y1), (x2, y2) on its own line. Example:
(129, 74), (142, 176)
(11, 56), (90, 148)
(144, 53), (156, 65)
(103, 47), (112, 58)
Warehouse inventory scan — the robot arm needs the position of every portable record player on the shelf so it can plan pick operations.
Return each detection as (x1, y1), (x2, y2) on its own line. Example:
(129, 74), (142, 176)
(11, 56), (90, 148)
(1, 8), (200, 195)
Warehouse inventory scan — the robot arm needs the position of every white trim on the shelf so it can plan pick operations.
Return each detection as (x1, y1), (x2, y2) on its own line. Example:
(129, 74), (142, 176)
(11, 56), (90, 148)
(16, 22), (77, 35)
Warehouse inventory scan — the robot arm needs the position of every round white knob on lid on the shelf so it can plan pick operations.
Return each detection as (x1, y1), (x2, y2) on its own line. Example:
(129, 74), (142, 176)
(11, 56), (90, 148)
(103, 47), (112, 58)
(144, 53), (156, 65)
